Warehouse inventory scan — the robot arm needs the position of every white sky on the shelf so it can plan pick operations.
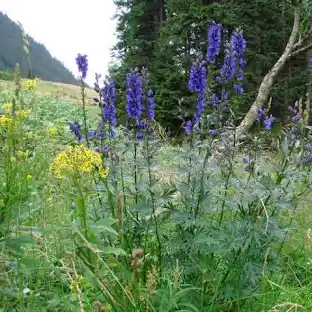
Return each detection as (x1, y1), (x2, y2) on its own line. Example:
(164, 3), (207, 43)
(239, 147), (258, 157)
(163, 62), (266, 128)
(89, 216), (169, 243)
(0, 0), (117, 85)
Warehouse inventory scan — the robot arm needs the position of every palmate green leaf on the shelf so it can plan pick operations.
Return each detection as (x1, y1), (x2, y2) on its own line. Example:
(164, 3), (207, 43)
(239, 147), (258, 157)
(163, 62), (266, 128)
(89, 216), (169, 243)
(100, 246), (126, 256)
(89, 218), (118, 235)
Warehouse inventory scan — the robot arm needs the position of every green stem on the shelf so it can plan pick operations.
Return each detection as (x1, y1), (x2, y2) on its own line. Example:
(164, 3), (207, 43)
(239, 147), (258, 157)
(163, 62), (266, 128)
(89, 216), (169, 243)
(187, 134), (193, 186)
(146, 128), (162, 273)
(195, 147), (211, 219)
(80, 80), (89, 147)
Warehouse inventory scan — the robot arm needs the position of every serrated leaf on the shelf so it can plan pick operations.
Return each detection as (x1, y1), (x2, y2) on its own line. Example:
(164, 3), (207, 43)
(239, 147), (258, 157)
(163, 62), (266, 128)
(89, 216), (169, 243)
(100, 247), (126, 256)
(89, 218), (118, 235)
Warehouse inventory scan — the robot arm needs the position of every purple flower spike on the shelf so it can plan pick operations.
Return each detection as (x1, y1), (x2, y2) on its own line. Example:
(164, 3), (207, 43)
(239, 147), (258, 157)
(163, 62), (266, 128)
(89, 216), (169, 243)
(188, 61), (207, 93)
(264, 116), (275, 130)
(233, 84), (244, 94)
(126, 69), (144, 120)
(184, 120), (192, 134)
(69, 121), (82, 142)
(76, 54), (88, 79)
(207, 21), (222, 64)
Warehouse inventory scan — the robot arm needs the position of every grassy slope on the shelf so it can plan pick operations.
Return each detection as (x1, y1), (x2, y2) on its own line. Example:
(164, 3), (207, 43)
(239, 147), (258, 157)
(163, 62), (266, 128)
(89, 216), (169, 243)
(0, 78), (99, 118)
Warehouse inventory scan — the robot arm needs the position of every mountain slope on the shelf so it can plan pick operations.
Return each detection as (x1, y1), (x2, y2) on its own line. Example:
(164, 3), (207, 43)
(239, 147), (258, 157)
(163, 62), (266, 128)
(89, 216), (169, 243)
(0, 12), (78, 85)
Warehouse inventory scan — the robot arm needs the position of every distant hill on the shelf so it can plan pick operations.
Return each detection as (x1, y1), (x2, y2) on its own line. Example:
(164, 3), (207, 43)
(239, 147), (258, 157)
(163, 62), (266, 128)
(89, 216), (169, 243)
(0, 12), (79, 85)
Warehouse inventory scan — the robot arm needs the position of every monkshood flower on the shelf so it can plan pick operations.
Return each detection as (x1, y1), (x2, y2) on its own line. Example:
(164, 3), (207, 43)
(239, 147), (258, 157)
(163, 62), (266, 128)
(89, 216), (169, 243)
(231, 29), (247, 81)
(184, 120), (192, 135)
(194, 91), (205, 126)
(233, 84), (244, 94)
(306, 154), (312, 165)
(288, 103), (300, 122)
(188, 59), (207, 93)
(216, 29), (246, 91)
(69, 121), (82, 142)
(292, 113), (300, 122)
(264, 115), (275, 130)
(126, 69), (144, 120)
(207, 21), (222, 64)
(256, 108), (266, 122)
(187, 56), (207, 131)
(309, 57), (312, 71)
(221, 88), (229, 105)
(219, 42), (237, 82)
(76, 54), (88, 79)
(256, 107), (275, 130)
(102, 80), (117, 127)
(136, 119), (146, 140)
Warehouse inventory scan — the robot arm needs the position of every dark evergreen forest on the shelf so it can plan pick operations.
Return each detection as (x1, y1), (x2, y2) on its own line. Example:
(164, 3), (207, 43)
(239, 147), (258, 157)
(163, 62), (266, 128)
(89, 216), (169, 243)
(110, 0), (311, 133)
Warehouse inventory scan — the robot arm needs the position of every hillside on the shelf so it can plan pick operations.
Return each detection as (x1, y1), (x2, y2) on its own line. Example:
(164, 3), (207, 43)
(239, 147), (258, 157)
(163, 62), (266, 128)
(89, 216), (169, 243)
(0, 12), (79, 85)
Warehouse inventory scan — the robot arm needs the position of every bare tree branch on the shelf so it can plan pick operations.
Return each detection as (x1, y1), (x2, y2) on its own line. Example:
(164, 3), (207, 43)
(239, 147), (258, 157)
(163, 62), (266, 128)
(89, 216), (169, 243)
(288, 42), (312, 58)
(293, 25), (312, 49)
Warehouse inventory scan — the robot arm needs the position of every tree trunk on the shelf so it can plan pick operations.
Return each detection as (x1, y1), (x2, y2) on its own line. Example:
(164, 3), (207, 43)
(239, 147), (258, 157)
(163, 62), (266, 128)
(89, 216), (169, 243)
(234, 5), (301, 138)
(213, 5), (302, 159)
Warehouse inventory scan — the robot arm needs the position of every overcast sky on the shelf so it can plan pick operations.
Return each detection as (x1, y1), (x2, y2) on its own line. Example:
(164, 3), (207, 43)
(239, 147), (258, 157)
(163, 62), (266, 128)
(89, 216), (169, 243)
(0, 0), (117, 85)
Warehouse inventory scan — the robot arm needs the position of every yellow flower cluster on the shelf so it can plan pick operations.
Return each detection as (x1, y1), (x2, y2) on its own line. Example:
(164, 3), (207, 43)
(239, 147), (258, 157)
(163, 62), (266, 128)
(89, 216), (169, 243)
(2, 103), (12, 113)
(0, 106), (31, 130)
(23, 78), (39, 91)
(17, 150), (29, 159)
(69, 275), (84, 293)
(16, 109), (32, 118)
(50, 144), (108, 179)
(0, 114), (13, 126)
(48, 127), (57, 136)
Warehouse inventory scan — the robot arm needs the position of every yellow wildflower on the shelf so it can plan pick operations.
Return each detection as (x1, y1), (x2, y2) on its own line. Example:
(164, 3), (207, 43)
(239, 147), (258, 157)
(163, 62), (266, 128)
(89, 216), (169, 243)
(17, 150), (29, 159)
(50, 144), (107, 179)
(23, 78), (39, 91)
(2, 103), (12, 113)
(16, 109), (31, 118)
(48, 127), (57, 135)
(0, 115), (13, 126)
(99, 167), (109, 178)
(69, 275), (84, 293)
